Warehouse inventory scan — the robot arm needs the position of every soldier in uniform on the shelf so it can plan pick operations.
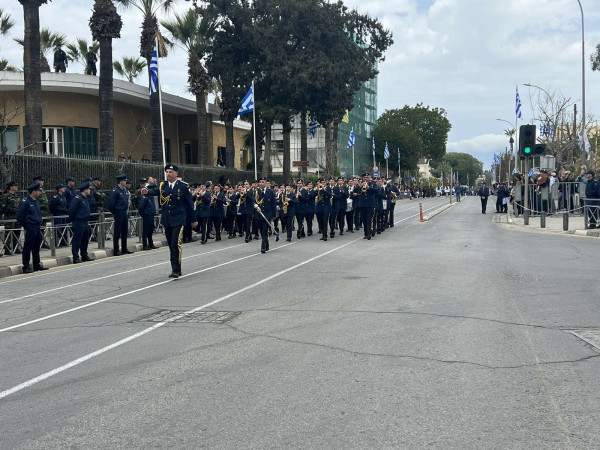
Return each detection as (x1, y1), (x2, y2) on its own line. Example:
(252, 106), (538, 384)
(346, 178), (358, 233)
(16, 183), (48, 273)
(375, 178), (385, 234)
(0, 181), (21, 255)
(315, 179), (332, 241)
(92, 178), (106, 213)
(279, 184), (297, 242)
(64, 177), (76, 209)
(358, 173), (377, 240)
(253, 177), (276, 253)
(195, 182), (212, 244)
(32, 176), (49, 217)
(239, 181), (254, 243)
(328, 177), (340, 239)
(109, 174), (133, 256)
(305, 181), (316, 236)
(225, 185), (239, 239)
(49, 184), (69, 247)
(385, 179), (399, 227)
(69, 182), (93, 263)
(336, 177), (349, 236)
(295, 179), (307, 239)
(143, 164), (197, 278)
(138, 183), (157, 250)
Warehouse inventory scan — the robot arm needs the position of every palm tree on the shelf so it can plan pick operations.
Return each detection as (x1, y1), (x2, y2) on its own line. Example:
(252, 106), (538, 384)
(115, 0), (178, 163)
(0, 8), (15, 36)
(0, 59), (17, 71)
(113, 56), (147, 82)
(15, 28), (68, 72)
(66, 38), (100, 73)
(90, 0), (123, 159)
(18, 0), (51, 153)
(162, 8), (218, 166)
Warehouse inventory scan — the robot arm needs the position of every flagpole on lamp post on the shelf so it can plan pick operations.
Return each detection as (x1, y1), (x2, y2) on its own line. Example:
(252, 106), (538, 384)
(154, 37), (166, 168)
(577, 0), (586, 165)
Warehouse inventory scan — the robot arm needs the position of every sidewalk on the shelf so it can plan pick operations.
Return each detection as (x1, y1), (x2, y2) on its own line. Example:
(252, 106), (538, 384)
(0, 235), (168, 279)
(499, 211), (600, 238)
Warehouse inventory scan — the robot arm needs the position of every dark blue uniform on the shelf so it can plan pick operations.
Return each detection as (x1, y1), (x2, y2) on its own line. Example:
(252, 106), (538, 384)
(16, 195), (43, 270)
(254, 187), (276, 252)
(210, 191), (227, 241)
(109, 185), (131, 254)
(295, 187), (308, 238)
(225, 192), (239, 238)
(69, 194), (91, 262)
(315, 186), (332, 241)
(195, 190), (212, 244)
(138, 189), (157, 249)
(64, 185), (76, 209)
(305, 188), (316, 235)
(376, 185), (385, 233)
(328, 185), (341, 238)
(585, 178), (600, 227)
(50, 192), (69, 246)
(239, 189), (254, 242)
(147, 180), (195, 275)
(386, 183), (399, 226)
(279, 191), (297, 242)
(358, 182), (377, 239)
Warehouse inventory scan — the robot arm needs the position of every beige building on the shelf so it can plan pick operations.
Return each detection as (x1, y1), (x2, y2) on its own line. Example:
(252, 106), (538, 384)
(0, 72), (252, 169)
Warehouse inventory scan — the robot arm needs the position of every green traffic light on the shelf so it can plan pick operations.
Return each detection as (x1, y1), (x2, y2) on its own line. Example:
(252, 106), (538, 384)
(524, 146), (531, 154)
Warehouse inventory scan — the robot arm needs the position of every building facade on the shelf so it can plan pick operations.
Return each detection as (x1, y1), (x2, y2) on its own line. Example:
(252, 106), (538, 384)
(0, 72), (252, 169)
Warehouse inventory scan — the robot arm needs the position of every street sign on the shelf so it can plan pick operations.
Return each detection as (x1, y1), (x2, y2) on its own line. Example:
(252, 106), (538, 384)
(292, 161), (310, 167)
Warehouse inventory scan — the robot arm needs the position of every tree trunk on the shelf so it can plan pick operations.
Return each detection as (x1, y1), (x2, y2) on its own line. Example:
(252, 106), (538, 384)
(22, 1), (43, 153)
(325, 123), (334, 176)
(300, 111), (308, 176)
(225, 119), (235, 169)
(261, 124), (271, 179)
(196, 92), (208, 166)
(98, 37), (114, 159)
(332, 122), (339, 170)
(283, 127), (290, 185)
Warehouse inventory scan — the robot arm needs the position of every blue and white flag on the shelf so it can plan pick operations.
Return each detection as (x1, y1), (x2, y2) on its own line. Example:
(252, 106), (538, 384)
(384, 142), (390, 159)
(238, 84), (254, 116)
(309, 117), (317, 139)
(528, 168), (534, 177)
(512, 168), (516, 175)
(493, 153), (500, 165)
(397, 149), (401, 168)
(372, 137), (376, 157)
(149, 44), (159, 95)
(347, 128), (355, 149)
(515, 86), (522, 119)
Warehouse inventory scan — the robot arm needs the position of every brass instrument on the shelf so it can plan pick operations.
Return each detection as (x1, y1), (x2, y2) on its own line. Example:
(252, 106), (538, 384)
(391, 191), (398, 204)
(282, 191), (290, 215)
(317, 186), (323, 202)
(240, 189), (247, 205)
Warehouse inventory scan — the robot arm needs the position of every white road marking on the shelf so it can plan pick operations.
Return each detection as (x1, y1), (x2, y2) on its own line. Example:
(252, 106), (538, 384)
(0, 212), (427, 400)
(0, 243), (247, 305)
(0, 243), (294, 334)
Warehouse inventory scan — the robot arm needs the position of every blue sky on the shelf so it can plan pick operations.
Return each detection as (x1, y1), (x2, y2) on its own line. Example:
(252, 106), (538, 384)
(2, 0), (599, 168)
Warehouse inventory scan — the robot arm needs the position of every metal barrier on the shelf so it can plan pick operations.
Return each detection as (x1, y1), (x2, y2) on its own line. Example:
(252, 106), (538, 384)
(0, 211), (162, 257)
(583, 203), (600, 229)
(514, 181), (586, 217)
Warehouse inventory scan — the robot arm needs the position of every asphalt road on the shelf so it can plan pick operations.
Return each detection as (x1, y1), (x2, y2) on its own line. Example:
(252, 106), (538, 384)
(1, 196), (599, 449)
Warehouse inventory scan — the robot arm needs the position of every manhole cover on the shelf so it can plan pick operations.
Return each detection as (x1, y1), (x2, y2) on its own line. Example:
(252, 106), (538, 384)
(568, 329), (600, 351)
(134, 310), (241, 324)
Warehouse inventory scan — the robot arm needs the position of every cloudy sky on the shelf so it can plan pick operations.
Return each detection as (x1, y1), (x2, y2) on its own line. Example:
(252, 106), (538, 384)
(2, 0), (600, 168)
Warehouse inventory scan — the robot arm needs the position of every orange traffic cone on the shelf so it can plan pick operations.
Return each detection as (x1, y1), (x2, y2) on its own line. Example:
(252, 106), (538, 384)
(419, 203), (424, 222)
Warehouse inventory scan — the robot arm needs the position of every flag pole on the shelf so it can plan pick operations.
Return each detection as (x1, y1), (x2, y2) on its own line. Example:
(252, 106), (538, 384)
(386, 158), (389, 178)
(155, 37), (166, 167)
(252, 80), (257, 180)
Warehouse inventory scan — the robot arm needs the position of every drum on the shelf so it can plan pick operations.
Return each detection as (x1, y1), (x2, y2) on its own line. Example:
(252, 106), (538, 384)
(382, 199), (388, 210)
(347, 198), (353, 212)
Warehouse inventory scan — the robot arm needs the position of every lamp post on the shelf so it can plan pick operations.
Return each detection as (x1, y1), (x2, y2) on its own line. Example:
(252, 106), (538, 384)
(577, 0), (587, 165)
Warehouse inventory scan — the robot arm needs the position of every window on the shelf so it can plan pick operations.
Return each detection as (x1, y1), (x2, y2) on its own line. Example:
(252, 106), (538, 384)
(217, 146), (226, 167)
(42, 127), (65, 156)
(165, 139), (171, 162)
(183, 142), (192, 164)
(73, 127), (98, 157)
(0, 126), (19, 155)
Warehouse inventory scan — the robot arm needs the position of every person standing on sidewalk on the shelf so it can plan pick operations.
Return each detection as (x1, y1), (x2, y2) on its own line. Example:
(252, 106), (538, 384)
(69, 182), (92, 263)
(109, 174), (133, 256)
(454, 183), (461, 202)
(16, 183), (48, 273)
(138, 184), (157, 250)
(477, 183), (490, 214)
(584, 171), (600, 229)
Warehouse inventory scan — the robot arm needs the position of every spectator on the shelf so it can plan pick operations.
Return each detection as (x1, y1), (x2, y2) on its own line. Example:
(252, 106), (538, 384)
(53, 44), (68, 73)
(86, 46), (97, 75)
(585, 170), (599, 229)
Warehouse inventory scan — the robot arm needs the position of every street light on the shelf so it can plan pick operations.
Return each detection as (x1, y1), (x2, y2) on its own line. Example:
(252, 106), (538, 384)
(577, 0), (586, 165)
(524, 83), (551, 100)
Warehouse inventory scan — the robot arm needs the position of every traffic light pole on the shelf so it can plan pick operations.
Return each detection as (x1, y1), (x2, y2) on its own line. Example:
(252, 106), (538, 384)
(523, 158), (529, 226)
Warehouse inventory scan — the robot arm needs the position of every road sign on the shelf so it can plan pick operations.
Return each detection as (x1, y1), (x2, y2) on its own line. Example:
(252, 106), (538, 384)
(292, 161), (310, 167)
(373, 166), (379, 178)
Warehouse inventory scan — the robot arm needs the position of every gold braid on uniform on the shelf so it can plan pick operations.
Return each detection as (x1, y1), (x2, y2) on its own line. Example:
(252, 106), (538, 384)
(159, 182), (171, 207)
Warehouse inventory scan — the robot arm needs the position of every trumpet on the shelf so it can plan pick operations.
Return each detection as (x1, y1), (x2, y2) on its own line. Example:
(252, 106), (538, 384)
(282, 192), (290, 215)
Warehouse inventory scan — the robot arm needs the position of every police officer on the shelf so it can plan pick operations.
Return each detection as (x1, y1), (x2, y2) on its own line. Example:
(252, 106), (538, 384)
(32, 176), (49, 217)
(253, 177), (276, 253)
(143, 164), (196, 278)
(69, 182), (93, 263)
(50, 184), (69, 247)
(16, 183), (48, 273)
(85, 177), (97, 213)
(64, 177), (76, 209)
(109, 174), (133, 256)
(53, 44), (68, 72)
(86, 46), (97, 75)
(138, 183), (157, 250)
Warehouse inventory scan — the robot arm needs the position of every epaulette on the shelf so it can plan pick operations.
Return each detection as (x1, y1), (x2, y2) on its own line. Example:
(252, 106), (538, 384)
(179, 181), (189, 186)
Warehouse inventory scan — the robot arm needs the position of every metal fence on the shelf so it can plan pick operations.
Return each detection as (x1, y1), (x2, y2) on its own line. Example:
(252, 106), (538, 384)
(0, 211), (163, 257)
(512, 181), (586, 216)
(1, 153), (283, 189)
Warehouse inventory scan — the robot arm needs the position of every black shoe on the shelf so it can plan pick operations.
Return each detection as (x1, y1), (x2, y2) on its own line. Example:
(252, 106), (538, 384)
(363, 236), (368, 239)
(23, 266), (33, 274)
(286, 238), (292, 242)
(339, 232), (343, 236)
(150, 245), (159, 249)
(216, 237), (221, 241)
(168, 272), (180, 279)
(389, 224), (394, 228)
(142, 246), (150, 251)
(589, 224), (597, 229)
(113, 251), (121, 256)
(73, 259), (82, 264)
(261, 246), (266, 254)
(254, 235), (259, 240)
(82, 256), (92, 262)
(34, 265), (48, 271)
(377, 231), (381, 234)
(307, 232), (312, 236)
(368, 236), (371, 240)
(122, 250), (134, 254)
(244, 237), (249, 243)
(330, 233), (335, 238)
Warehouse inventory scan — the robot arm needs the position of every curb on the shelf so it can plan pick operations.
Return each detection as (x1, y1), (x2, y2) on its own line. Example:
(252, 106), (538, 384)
(574, 229), (600, 237)
(0, 239), (168, 279)
(423, 203), (453, 221)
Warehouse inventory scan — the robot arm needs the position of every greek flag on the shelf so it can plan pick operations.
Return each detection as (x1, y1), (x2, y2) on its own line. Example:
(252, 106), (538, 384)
(372, 137), (376, 157)
(528, 168), (534, 177)
(515, 86), (522, 119)
(512, 168), (516, 175)
(347, 128), (355, 149)
(384, 142), (390, 159)
(309, 117), (317, 139)
(397, 149), (401, 168)
(579, 131), (590, 153)
(238, 84), (254, 116)
(493, 153), (499, 165)
(149, 44), (159, 95)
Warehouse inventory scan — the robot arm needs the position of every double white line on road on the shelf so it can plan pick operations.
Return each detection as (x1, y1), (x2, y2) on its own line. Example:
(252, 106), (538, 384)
(0, 209), (435, 400)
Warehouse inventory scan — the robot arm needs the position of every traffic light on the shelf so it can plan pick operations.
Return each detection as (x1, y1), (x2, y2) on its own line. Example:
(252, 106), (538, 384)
(532, 144), (546, 156)
(519, 124), (536, 159)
